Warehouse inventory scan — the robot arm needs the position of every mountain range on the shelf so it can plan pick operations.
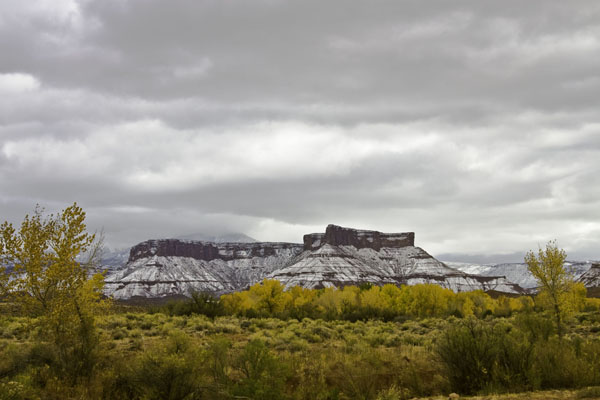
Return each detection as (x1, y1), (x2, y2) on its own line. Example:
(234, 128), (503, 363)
(103, 225), (526, 299)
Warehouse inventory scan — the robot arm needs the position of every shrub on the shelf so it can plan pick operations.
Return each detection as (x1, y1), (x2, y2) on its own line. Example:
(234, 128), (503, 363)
(437, 315), (600, 394)
(375, 385), (411, 400)
(0, 379), (39, 400)
(205, 337), (231, 386)
(162, 292), (225, 318)
(578, 386), (600, 399)
(232, 339), (288, 400)
(326, 346), (398, 400)
(0, 344), (31, 379)
(436, 318), (505, 394)
(130, 331), (204, 400)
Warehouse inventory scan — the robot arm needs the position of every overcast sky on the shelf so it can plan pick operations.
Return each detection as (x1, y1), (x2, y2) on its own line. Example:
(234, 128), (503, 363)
(1, 0), (599, 262)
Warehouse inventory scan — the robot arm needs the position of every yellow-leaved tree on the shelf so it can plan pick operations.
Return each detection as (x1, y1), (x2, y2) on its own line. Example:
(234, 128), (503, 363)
(0, 203), (109, 380)
(525, 241), (584, 337)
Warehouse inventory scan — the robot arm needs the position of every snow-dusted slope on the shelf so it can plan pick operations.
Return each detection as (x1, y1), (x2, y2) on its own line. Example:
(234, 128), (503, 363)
(269, 244), (399, 289)
(104, 225), (527, 299)
(99, 233), (258, 273)
(103, 240), (303, 299)
(447, 261), (595, 289)
(99, 248), (130, 274)
(271, 226), (523, 294)
(578, 263), (600, 288)
(374, 247), (521, 293)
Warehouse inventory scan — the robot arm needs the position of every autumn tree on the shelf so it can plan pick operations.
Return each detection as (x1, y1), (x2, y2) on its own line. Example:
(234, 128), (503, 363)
(0, 203), (108, 380)
(525, 241), (576, 337)
(249, 279), (286, 316)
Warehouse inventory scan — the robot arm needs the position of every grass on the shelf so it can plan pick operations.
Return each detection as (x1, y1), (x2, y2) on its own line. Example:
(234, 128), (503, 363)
(411, 387), (600, 399)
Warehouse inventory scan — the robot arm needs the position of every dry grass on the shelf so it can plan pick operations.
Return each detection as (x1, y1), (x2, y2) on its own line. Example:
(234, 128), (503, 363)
(413, 388), (600, 400)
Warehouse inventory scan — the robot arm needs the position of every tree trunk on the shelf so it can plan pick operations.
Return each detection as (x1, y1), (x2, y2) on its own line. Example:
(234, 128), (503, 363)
(554, 302), (563, 338)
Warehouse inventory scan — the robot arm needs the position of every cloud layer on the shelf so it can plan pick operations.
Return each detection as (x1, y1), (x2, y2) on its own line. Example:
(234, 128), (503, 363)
(1, 0), (599, 261)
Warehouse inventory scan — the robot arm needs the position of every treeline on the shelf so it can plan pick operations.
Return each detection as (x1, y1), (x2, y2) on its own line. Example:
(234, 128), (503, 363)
(160, 279), (598, 321)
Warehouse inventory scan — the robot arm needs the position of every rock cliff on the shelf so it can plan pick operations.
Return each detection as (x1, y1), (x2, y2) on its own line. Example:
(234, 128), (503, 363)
(578, 263), (600, 288)
(303, 225), (414, 251)
(128, 239), (298, 263)
(104, 241), (303, 299)
(271, 225), (523, 293)
(103, 225), (525, 299)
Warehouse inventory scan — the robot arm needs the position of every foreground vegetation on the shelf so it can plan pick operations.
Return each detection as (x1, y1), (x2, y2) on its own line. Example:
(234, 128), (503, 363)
(2, 302), (600, 399)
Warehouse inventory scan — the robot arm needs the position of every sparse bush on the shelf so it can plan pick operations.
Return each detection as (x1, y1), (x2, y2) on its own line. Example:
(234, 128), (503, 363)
(130, 331), (204, 400)
(161, 292), (225, 318)
(436, 318), (508, 394)
(375, 385), (411, 400)
(577, 386), (600, 399)
(0, 343), (32, 379)
(232, 339), (289, 400)
(0, 378), (39, 400)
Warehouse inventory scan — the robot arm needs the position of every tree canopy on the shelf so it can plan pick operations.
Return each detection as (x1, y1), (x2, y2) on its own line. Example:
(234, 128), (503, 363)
(0, 203), (108, 379)
(525, 241), (583, 337)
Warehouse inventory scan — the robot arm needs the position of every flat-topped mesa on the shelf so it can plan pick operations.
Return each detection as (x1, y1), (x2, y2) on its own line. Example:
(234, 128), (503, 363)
(129, 239), (303, 263)
(105, 226), (528, 299)
(303, 225), (415, 251)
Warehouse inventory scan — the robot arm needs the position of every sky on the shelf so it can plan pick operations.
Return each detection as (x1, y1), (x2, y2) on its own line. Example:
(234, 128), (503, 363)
(1, 0), (599, 262)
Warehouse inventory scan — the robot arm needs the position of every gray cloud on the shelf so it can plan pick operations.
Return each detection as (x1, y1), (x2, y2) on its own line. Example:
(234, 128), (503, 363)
(0, 0), (599, 261)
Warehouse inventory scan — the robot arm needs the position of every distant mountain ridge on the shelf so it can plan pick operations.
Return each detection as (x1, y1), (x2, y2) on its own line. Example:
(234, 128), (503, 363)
(103, 225), (525, 299)
(447, 261), (597, 289)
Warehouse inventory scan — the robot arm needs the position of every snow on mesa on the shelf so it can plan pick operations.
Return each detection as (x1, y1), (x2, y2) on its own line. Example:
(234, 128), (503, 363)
(104, 225), (526, 299)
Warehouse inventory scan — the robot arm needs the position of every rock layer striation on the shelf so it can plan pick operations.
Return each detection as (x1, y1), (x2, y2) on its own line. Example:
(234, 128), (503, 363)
(104, 241), (303, 299)
(104, 225), (525, 299)
(578, 263), (600, 288)
(272, 225), (522, 293)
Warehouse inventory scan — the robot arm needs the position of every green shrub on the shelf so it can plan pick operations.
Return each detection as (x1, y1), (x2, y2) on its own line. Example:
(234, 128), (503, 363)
(232, 339), (288, 400)
(161, 292), (225, 318)
(0, 378), (39, 400)
(577, 386), (600, 399)
(0, 344), (31, 379)
(529, 337), (584, 389)
(205, 337), (231, 386)
(437, 316), (600, 394)
(375, 385), (411, 400)
(130, 331), (204, 400)
(326, 346), (397, 400)
(436, 318), (508, 394)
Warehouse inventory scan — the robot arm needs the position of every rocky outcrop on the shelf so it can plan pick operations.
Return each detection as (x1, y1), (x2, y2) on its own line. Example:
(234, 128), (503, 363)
(104, 225), (526, 299)
(303, 225), (414, 251)
(129, 239), (301, 263)
(104, 240), (304, 299)
(273, 226), (523, 294)
(578, 263), (600, 287)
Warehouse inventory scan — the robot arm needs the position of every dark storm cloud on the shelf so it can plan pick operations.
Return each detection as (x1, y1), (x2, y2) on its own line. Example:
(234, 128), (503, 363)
(1, 0), (599, 260)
